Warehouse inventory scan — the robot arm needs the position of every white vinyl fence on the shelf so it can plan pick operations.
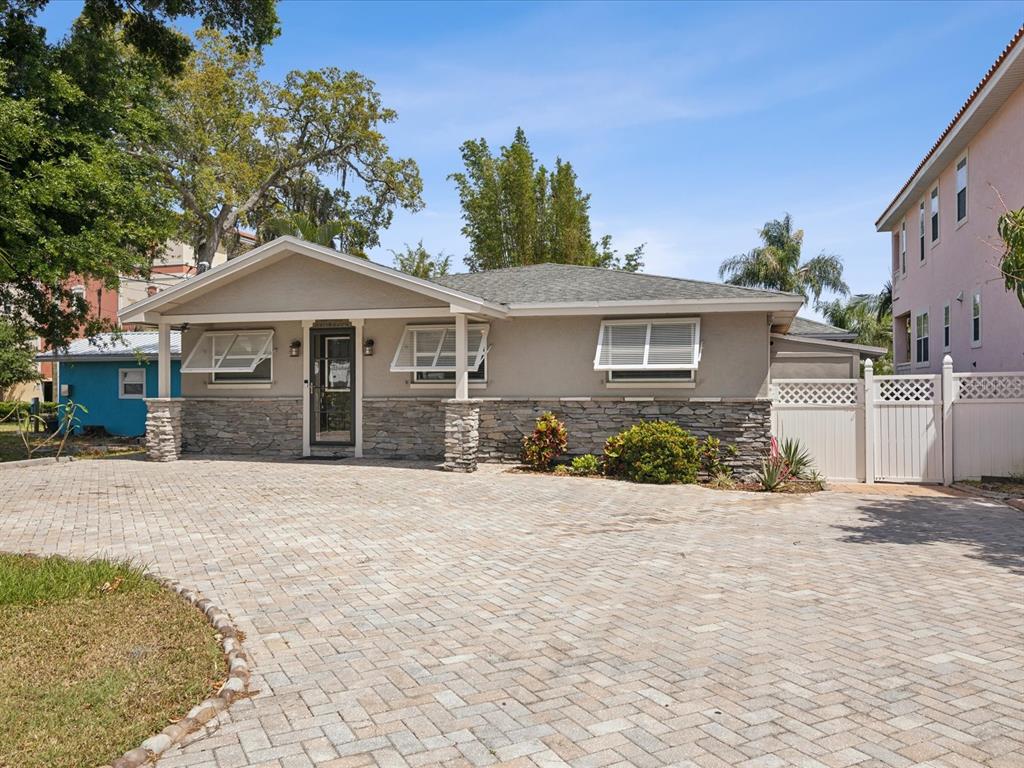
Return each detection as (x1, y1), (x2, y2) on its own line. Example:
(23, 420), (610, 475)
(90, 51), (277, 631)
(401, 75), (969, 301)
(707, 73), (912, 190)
(771, 357), (1024, 484)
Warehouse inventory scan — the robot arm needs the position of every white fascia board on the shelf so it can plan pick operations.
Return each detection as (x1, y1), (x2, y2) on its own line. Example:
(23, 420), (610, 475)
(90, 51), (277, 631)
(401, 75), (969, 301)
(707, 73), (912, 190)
(143, 307), (474, 325)
(118, 236), (507, 323)
(771, 332), (887, 356)
(876, 40), (1024, 231)
(507, 297), (803, 316)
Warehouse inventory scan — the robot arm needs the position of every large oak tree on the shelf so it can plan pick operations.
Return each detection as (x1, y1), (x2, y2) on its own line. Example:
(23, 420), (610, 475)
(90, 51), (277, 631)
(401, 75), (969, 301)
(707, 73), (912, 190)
(155, 29), (423, 266)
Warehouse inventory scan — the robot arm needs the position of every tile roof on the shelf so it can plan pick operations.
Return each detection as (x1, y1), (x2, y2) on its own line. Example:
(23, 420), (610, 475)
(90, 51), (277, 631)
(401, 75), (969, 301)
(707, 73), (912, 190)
(36, 331), (181, 361)
(433, 262), (800, 305)
(877, 24), (1024, 227)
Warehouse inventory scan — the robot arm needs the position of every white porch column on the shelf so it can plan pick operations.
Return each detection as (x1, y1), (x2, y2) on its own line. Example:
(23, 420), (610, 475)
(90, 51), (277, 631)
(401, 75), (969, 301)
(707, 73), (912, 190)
(941, 354), (954, 485)
(158, 321), (172, 398)
(454, 311), (469, 401)
(353, 319), (364, 458)
(301, 320), (313, 457)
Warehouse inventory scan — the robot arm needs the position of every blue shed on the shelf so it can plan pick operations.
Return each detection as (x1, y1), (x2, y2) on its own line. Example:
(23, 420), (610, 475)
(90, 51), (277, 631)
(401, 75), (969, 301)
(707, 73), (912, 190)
(37, 332), (181, 437)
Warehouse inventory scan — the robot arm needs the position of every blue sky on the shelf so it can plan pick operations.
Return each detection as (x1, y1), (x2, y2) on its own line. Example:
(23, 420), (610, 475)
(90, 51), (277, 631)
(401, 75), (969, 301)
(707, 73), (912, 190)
(37, 1), (1024, 311)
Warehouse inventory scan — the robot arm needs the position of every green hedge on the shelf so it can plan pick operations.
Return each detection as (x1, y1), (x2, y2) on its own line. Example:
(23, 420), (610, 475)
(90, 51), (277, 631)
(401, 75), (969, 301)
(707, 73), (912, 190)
(0, 401), (58, 419)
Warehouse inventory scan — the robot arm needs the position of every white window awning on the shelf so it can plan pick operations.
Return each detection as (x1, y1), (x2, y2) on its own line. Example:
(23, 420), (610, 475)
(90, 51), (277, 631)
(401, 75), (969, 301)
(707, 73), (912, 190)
(594, 319), (700, 370)
(391, 324), (488, 373)
(181, 330), (274, 373)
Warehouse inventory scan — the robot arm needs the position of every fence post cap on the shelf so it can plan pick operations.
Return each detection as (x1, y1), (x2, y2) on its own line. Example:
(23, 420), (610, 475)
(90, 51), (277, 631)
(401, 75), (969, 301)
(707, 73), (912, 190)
(864, 358), (874, 371)
(942, 354), (954, 367)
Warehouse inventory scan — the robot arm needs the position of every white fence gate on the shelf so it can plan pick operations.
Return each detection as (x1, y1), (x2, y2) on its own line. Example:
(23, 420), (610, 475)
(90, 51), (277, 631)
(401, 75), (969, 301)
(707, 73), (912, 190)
(771, 357), (1024, 484)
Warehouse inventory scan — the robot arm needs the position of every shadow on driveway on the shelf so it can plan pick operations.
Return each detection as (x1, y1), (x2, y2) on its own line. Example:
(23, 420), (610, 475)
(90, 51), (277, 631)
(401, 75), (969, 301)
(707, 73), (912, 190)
(837, 494), (1024, 575)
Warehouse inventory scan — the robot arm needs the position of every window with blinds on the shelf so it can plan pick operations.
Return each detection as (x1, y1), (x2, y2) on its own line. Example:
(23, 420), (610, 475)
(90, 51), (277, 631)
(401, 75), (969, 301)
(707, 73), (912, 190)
(593, 319), (700, 371)
(390, 324), (488, 372)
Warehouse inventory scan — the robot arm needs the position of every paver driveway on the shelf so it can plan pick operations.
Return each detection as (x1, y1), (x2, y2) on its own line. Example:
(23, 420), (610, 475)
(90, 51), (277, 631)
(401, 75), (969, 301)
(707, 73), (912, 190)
(2, 458), (1022, 768)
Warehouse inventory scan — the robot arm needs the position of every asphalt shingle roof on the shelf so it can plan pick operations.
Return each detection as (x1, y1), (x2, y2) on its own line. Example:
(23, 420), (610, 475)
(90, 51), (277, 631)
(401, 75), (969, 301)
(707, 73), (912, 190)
(36, 331), (181, 360)
(786, 316), (856, 338)
(433, 263), (800, 305)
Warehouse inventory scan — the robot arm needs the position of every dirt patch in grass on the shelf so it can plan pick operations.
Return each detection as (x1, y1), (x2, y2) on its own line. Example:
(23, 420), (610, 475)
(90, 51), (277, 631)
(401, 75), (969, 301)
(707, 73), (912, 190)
(0, 425), (142, 463)
(957, 478), (1024, 497)
(0, 554), (227, 768)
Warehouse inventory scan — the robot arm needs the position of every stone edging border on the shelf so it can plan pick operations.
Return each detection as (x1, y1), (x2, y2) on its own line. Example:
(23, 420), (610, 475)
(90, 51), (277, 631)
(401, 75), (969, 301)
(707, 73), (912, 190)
(100, 579), (253, 768)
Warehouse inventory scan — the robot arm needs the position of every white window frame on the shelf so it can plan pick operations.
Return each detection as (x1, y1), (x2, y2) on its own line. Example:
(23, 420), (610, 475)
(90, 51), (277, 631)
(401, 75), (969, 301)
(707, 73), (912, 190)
(918, 200), (926, 261)
(930, 187), (940, 245)
(971, 291), (982, 347)
(181, 327), (274, 382)
(390, 324), (489, 374)
(605, 368), (695, 389)
(942, 303), (950, 352)
(118, 367), (146, 399)
(914, 311), (929, 367)
(955, 154), (968, 225)
(593, 318), (701, 371)
(899, 222), (906, 276)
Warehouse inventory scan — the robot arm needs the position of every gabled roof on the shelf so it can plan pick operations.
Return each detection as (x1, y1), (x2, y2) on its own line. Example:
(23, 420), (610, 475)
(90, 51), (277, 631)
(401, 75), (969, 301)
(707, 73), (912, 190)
(35, 332), (181, 362)
(786, 316), (856, 341)
(117, 236), (804, 324)
(876, 24), (1024, 230)
(119, 236), (510, 323)
(433, 262), (801, 305)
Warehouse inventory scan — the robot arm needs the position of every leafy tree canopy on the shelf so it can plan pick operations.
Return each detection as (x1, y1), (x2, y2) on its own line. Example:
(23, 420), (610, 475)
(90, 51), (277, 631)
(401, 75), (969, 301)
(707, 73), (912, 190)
(155, 29), (423, 266)
(450, 128), (643, 272)
(391, 241), (451, 280)
(997, 206), (1024, 307)
(0, 319), (39, 399)
(719, 213), (848, 310)
(0, 0), (278, 349)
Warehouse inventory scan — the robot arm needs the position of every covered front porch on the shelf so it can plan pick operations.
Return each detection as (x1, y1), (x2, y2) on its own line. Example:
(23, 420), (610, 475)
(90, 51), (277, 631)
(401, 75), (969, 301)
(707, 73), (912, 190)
(125, 238), (507, 472)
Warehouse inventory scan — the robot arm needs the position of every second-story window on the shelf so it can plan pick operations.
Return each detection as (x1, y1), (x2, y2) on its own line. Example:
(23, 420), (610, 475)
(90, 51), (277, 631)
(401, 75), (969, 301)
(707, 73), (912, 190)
(956, 156), (968, 222)
(919, 201), (926, 260)
(930, 187), (939, 242)
(900, 222), (906, 275)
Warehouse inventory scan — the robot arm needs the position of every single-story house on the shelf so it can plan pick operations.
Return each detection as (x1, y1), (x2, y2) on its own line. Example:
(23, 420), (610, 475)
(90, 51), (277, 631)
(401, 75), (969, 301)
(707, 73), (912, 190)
(118, 236), (882, 474)
(36, 332), (182, 437)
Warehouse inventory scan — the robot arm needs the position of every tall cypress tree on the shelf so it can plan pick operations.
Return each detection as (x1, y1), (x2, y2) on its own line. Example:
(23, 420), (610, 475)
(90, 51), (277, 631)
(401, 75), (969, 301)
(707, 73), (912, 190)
(450, 127), (643, 272)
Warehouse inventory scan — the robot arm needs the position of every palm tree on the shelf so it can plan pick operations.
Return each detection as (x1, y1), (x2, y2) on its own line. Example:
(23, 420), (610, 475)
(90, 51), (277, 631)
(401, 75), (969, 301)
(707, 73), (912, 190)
(261, 212), (348, 251)
(718, 214), (849, 309)
(820, 283), (894, 373)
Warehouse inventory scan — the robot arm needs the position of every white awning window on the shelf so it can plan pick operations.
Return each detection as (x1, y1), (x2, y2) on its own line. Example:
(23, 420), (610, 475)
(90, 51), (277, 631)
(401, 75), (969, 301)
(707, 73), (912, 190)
(390, 324), (488, 373)
(181, 330), (274, 374)
(594, 319), (700, 370)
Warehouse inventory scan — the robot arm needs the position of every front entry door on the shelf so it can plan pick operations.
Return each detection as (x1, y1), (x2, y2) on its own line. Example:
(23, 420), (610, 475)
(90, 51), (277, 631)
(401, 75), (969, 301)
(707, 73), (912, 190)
(310, 330), (355, 446)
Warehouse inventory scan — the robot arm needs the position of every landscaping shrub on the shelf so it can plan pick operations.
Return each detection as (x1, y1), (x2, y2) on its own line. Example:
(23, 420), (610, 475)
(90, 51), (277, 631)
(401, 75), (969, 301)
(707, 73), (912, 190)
(603, 421), (700, 484)
(699, 436), (737, 479)
(0, 401), (57, 420)
(755, 436), (816, 491)
(569, 453), (600, 476)
(521, 411), (568, 470)
(779, 437), (813, 479)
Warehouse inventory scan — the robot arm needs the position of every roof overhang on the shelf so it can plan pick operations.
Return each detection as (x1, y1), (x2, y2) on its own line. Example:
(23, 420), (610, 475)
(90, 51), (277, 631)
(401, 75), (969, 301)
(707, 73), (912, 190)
(118, 236), (509, 324)
(505, 296), (803, 320)
(876, 26), (1024, 231)
(771, 332), (886, 358)
(34, 353), (180, 363)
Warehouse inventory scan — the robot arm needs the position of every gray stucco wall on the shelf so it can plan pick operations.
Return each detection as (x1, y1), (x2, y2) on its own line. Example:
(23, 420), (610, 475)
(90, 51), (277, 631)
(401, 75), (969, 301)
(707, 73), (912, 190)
(769, 335), (860, 379)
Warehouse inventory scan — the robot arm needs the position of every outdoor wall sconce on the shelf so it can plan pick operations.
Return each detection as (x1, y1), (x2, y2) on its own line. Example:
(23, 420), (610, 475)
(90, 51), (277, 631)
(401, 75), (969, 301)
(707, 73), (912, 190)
(289, 340), (301, 357)
(363, 338), (375, 356)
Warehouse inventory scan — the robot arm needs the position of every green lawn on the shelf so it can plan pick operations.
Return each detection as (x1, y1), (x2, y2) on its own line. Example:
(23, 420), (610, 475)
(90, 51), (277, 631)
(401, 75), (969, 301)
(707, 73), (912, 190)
(0, 554), (226, 768)
(0, 423), (143, 463)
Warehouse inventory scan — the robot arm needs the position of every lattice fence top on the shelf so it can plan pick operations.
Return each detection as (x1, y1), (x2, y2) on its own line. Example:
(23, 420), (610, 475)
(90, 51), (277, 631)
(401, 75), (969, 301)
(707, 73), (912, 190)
(774, 380), (859, 406)
(875, 376), (936, 403)
(956, 374), (1024, 401)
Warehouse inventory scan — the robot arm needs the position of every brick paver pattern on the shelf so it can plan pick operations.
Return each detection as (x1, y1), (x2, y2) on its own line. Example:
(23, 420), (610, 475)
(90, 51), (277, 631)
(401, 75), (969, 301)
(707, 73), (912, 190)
(2, 458), (1022, 768)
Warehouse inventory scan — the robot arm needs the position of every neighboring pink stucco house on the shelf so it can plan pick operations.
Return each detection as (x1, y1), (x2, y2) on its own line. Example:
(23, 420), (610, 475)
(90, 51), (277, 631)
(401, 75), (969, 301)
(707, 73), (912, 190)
(877, 25), (1024, 374)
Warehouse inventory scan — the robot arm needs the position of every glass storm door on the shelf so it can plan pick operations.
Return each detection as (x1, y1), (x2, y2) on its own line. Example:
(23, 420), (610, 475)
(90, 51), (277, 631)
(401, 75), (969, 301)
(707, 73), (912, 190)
(311, 331), (354, 445)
